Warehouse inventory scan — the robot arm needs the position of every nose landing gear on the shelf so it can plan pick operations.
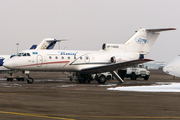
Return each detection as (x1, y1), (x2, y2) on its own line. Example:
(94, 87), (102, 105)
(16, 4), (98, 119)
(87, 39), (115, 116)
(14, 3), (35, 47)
(25, 71), (34, 84)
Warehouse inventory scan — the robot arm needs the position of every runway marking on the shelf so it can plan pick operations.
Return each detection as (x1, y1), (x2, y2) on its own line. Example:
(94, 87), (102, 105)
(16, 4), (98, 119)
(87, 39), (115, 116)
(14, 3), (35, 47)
(62, 115), (180, 119)
(1, 111), (180, 119)
(0, 111), (75, 120)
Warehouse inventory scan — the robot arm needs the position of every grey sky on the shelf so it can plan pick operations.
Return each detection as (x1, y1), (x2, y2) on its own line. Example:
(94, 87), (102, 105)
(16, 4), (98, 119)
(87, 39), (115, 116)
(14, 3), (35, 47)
(0, 0), (179, 62)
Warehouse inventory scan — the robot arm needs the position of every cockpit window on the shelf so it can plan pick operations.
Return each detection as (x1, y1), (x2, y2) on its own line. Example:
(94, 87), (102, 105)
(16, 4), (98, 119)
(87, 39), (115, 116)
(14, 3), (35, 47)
(17, 53), (31, 57)
(23, 53), (27, 56)
(27, 53), (31, 56)
(17, 53), (24, 57)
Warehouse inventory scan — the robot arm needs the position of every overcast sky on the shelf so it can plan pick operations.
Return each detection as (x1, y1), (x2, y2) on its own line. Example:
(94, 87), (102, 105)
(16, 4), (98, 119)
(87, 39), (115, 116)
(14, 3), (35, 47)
(0, 0), (179, 62)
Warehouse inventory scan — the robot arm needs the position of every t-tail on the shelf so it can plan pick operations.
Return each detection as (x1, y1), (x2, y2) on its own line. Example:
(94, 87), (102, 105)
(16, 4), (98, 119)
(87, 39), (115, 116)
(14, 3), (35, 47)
(124, 28), (176, 54)
(36, 38), (66, 50)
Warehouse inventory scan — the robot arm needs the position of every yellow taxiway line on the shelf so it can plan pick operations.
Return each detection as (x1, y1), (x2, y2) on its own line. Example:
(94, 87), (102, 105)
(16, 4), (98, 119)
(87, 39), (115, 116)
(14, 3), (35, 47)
(1, 111), (180, 119)
(0, 111), (75, 120)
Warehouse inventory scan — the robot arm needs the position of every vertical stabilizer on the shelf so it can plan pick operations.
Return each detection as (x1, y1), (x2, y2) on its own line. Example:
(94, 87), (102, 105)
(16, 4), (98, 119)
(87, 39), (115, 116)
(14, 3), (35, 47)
(36, 38), (67, 50)
(36, 38), (56, 50)
(124, 28), (176, 54)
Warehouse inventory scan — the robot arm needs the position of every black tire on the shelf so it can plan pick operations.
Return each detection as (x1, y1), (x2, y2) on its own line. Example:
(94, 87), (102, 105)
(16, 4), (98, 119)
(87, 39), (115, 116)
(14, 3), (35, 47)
(21, 78), (25, 81)
(7, 78), (9, 81)
(17, 78), (20, 81)
(131, 73), (137, 80)
(144, 76), (149, 80)
(27, 77), (34, 84)
(97, 75), (106, 84)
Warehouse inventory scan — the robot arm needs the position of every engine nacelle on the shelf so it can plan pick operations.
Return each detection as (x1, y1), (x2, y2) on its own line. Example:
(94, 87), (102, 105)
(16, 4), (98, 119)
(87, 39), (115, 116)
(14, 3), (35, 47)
(110, 56), (132, 63)
(102, 43), (125, 51)
(110, 56), (116, 63)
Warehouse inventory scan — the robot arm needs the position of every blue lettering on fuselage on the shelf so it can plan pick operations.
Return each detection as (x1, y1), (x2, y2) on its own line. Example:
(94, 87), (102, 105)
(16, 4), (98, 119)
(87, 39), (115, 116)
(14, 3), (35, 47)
(60, 52), (77, 57)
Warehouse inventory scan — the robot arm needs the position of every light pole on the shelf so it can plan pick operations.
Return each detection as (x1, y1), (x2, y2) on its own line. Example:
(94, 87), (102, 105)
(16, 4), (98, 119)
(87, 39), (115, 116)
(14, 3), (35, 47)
(16, 43), (19, 54)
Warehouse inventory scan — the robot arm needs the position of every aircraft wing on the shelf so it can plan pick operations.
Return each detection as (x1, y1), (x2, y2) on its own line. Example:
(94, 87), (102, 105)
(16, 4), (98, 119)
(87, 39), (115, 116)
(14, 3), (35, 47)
(80, 59), (153, 74)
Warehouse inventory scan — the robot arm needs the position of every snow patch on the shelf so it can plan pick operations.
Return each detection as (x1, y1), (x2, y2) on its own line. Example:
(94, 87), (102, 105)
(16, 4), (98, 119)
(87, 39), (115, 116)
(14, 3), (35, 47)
(99, 84), (117, 87)
(107, 83), (180, 92)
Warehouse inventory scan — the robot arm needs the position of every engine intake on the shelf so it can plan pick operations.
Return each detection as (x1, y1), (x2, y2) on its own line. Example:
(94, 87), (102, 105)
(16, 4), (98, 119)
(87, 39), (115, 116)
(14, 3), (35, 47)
(110, 56), (116, 63)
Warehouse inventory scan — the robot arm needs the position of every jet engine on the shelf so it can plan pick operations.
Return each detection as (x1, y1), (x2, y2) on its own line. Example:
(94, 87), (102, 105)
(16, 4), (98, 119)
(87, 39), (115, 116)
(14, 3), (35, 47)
(110, 56), (116, 63)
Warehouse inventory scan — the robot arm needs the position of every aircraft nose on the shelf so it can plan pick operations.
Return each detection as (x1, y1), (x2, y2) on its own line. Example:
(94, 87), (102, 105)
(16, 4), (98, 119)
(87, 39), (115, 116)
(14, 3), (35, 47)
(163, 66), (168, 73)
(3, 59), (14, 69)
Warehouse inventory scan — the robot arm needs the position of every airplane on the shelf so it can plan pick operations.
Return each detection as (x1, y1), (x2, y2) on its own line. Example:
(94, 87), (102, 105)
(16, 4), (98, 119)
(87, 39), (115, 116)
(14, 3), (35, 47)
(0, 38), (65, 75)
(3, 28), (176, 84)
(163, 55), (180, 77)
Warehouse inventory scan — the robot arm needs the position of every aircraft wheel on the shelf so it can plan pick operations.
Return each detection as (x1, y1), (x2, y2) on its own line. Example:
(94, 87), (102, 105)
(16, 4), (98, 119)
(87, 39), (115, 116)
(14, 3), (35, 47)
(97, 75), (106, 84)
(144, 76), (149, 80)
(131, 73), (137, 80)
(27, 77), (34, 84)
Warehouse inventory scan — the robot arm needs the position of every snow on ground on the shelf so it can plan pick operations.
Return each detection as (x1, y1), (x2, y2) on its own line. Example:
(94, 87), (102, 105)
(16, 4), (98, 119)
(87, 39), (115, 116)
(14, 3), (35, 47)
(99, 84), (117, 87)
(107, 83), (180, 92)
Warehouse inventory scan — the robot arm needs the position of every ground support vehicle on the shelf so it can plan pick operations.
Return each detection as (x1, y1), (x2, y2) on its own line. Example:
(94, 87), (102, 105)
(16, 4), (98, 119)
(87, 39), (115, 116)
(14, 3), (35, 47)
(118, 67), (150, 80)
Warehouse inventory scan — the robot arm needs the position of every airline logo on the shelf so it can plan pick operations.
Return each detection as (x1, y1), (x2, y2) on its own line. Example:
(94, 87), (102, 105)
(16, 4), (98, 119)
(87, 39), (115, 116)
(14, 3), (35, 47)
(60, 52), (77, 57)
(135, 36), (147, 45)
(41, 43), (47, 49)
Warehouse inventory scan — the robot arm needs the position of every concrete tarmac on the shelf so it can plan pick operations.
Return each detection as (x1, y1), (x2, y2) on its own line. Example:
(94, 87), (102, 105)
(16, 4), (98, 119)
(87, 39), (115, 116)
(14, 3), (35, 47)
(0, 70), (180, 120)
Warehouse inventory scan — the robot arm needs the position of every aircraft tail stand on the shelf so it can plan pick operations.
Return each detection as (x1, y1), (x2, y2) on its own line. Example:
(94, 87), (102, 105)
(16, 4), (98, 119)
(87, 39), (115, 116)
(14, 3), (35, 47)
(110, 71), (124, 83)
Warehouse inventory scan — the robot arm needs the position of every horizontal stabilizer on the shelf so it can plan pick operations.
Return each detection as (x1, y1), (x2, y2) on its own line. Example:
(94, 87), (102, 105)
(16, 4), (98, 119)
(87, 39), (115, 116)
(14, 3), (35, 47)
(146, 28), (176, 32)
(80, 59), (153, 74)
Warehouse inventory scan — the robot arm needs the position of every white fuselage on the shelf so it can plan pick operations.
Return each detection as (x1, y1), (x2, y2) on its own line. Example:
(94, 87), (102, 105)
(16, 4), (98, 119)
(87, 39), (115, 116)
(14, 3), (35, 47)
(163, 56), (180, 77)
(4, 49), (139, 73)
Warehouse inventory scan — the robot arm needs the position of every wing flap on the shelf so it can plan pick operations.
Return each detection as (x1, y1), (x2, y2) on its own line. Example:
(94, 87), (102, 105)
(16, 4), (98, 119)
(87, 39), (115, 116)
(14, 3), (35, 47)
(80, 59), (153, 74)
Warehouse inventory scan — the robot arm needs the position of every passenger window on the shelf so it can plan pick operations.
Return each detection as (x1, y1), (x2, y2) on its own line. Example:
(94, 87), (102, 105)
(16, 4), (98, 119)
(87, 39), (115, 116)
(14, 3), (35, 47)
(49, 56), (52, 59)
(74, 56), (76, 59)
(62, 56), (64, 59)
(68, 57), (70, 59)
(55, 56), (58, 59)
(80, 57), (82, 60)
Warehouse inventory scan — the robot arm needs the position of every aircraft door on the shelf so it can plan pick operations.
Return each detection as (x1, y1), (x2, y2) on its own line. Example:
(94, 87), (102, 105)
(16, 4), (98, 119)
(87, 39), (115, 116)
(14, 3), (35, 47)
(37, 55), (43, 67)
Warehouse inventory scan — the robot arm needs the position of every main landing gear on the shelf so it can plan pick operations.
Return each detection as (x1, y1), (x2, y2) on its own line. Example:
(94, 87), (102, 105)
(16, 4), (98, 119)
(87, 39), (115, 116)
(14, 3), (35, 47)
(75, 71), (124, 84)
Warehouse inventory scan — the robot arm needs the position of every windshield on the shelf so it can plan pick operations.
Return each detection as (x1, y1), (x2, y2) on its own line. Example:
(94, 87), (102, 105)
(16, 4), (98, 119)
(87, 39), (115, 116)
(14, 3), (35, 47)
(17, 53), (24, 57)
(17, 53), (31, 57)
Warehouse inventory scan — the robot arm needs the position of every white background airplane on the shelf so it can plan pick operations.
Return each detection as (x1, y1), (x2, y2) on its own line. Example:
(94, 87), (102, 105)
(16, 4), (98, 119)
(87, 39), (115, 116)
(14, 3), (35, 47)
(4, 28), (175, 84)
(163, 55), (180, 77)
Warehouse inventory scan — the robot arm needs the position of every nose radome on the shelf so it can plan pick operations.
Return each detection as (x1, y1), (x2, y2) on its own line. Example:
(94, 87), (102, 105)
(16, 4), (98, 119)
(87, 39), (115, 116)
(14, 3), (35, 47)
(3, 59), (14, 69)
(163, 66), (167, 73)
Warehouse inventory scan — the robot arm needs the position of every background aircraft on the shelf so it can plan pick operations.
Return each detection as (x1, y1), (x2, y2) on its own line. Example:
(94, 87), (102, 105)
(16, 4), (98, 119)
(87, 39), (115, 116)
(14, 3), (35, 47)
(4, 28), (176, 84)
(163, 55), (180, 77)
